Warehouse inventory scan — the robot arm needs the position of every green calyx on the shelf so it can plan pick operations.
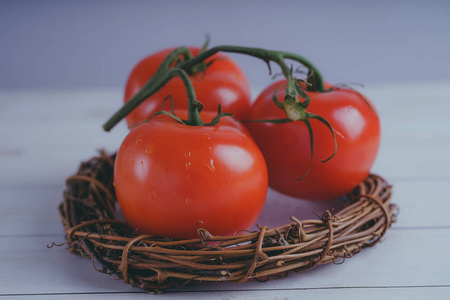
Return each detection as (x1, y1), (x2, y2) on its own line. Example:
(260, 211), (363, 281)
(281, 86), (337, 180)
(284, 102), (307, 121)
(295, 111), (337, 180)
(243, 86), (337, 181)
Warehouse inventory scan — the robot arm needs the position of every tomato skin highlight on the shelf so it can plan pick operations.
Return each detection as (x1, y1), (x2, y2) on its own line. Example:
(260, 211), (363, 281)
(114, 111), (268, 239)
(124, 47), (252, 127)
(245, 80), (380, 201)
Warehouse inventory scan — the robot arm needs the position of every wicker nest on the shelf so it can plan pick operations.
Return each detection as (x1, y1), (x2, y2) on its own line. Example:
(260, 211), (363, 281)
(58, 151), (398, 293)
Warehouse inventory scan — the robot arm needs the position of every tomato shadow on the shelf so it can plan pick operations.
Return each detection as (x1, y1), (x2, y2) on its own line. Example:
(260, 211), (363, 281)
(252, 188), (348, 230)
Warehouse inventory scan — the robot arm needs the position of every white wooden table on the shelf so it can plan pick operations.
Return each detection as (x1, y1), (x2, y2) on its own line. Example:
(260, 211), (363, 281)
(1, 82), (449, 299)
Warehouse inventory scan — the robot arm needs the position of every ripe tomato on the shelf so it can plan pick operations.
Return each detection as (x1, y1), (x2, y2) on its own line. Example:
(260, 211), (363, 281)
(245, 80), (380, 201)
(124, 47), (251, 127)
(114, 111), (268, 239)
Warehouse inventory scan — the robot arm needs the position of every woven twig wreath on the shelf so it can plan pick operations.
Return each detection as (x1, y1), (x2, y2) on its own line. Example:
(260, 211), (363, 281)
(58, 151), (398, 293)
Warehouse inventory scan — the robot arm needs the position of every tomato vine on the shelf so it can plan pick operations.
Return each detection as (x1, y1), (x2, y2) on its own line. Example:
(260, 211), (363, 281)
(103, 45), (339, 181)
(104, 43), (380, 201)
(103, 45), (330, 132)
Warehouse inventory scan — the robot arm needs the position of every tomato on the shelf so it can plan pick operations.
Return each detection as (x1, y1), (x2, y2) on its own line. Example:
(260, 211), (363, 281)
(114, 111), (268, 239)
(245, 80), (380, 201)
(124, 47), (251, 127)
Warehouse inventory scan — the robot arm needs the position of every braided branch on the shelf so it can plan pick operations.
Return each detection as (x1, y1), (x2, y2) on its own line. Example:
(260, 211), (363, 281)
(57, 151), (398, 293)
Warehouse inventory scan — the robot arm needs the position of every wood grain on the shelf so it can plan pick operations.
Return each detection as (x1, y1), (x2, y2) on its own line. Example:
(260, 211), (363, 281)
(1, 82), (449, 299)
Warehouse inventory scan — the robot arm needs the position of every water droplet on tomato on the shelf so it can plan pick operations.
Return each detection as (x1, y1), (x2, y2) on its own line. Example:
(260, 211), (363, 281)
(185, 197), (192, 204)
(136, 135), (144, 144)
(202, 158), (216, 172)
(184, 152), (192, 170)
(131, 160), (135, 166)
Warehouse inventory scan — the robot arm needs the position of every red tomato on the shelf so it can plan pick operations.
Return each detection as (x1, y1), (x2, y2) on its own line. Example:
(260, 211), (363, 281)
(114, 111), (268, 239)
(124, 47), (251, 127)
(245, 80), (380, 201)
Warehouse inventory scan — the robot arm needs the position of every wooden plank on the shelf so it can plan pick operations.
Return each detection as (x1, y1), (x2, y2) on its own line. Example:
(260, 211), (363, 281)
(0, 89), (127, 187)
(2, 123), (449, 185)
(2, 88), (449, 144)
(1, 83), (449, 131)
(261, 180), (450, 229)
(2, 84), (450, 186)
(0, 186), (64, 236)
(1, 178), (449, 237)
(0, 238), (136, 295)
(372, 145), (450, 180)
(0, 229), (448, 295)
(3, 286), (450, 300)
(1, 83), (449, 299)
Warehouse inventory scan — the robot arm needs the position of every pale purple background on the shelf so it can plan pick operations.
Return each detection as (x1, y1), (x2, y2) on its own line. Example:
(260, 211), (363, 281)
(1, 0), (449, 90)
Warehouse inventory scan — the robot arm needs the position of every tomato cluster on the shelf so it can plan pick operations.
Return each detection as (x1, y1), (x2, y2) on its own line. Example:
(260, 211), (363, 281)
(110, 46), (381, 239)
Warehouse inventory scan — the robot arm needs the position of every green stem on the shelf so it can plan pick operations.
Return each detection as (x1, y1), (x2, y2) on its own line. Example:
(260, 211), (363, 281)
(158, 47), (193, 71)
(178, 46), (325, 92)
(104, 67), (202, 130)
(172, 68), (203, 126)
(282, 52), (326, 92)
(103, 48), (195, 131)
(103, 45), (326, 131)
